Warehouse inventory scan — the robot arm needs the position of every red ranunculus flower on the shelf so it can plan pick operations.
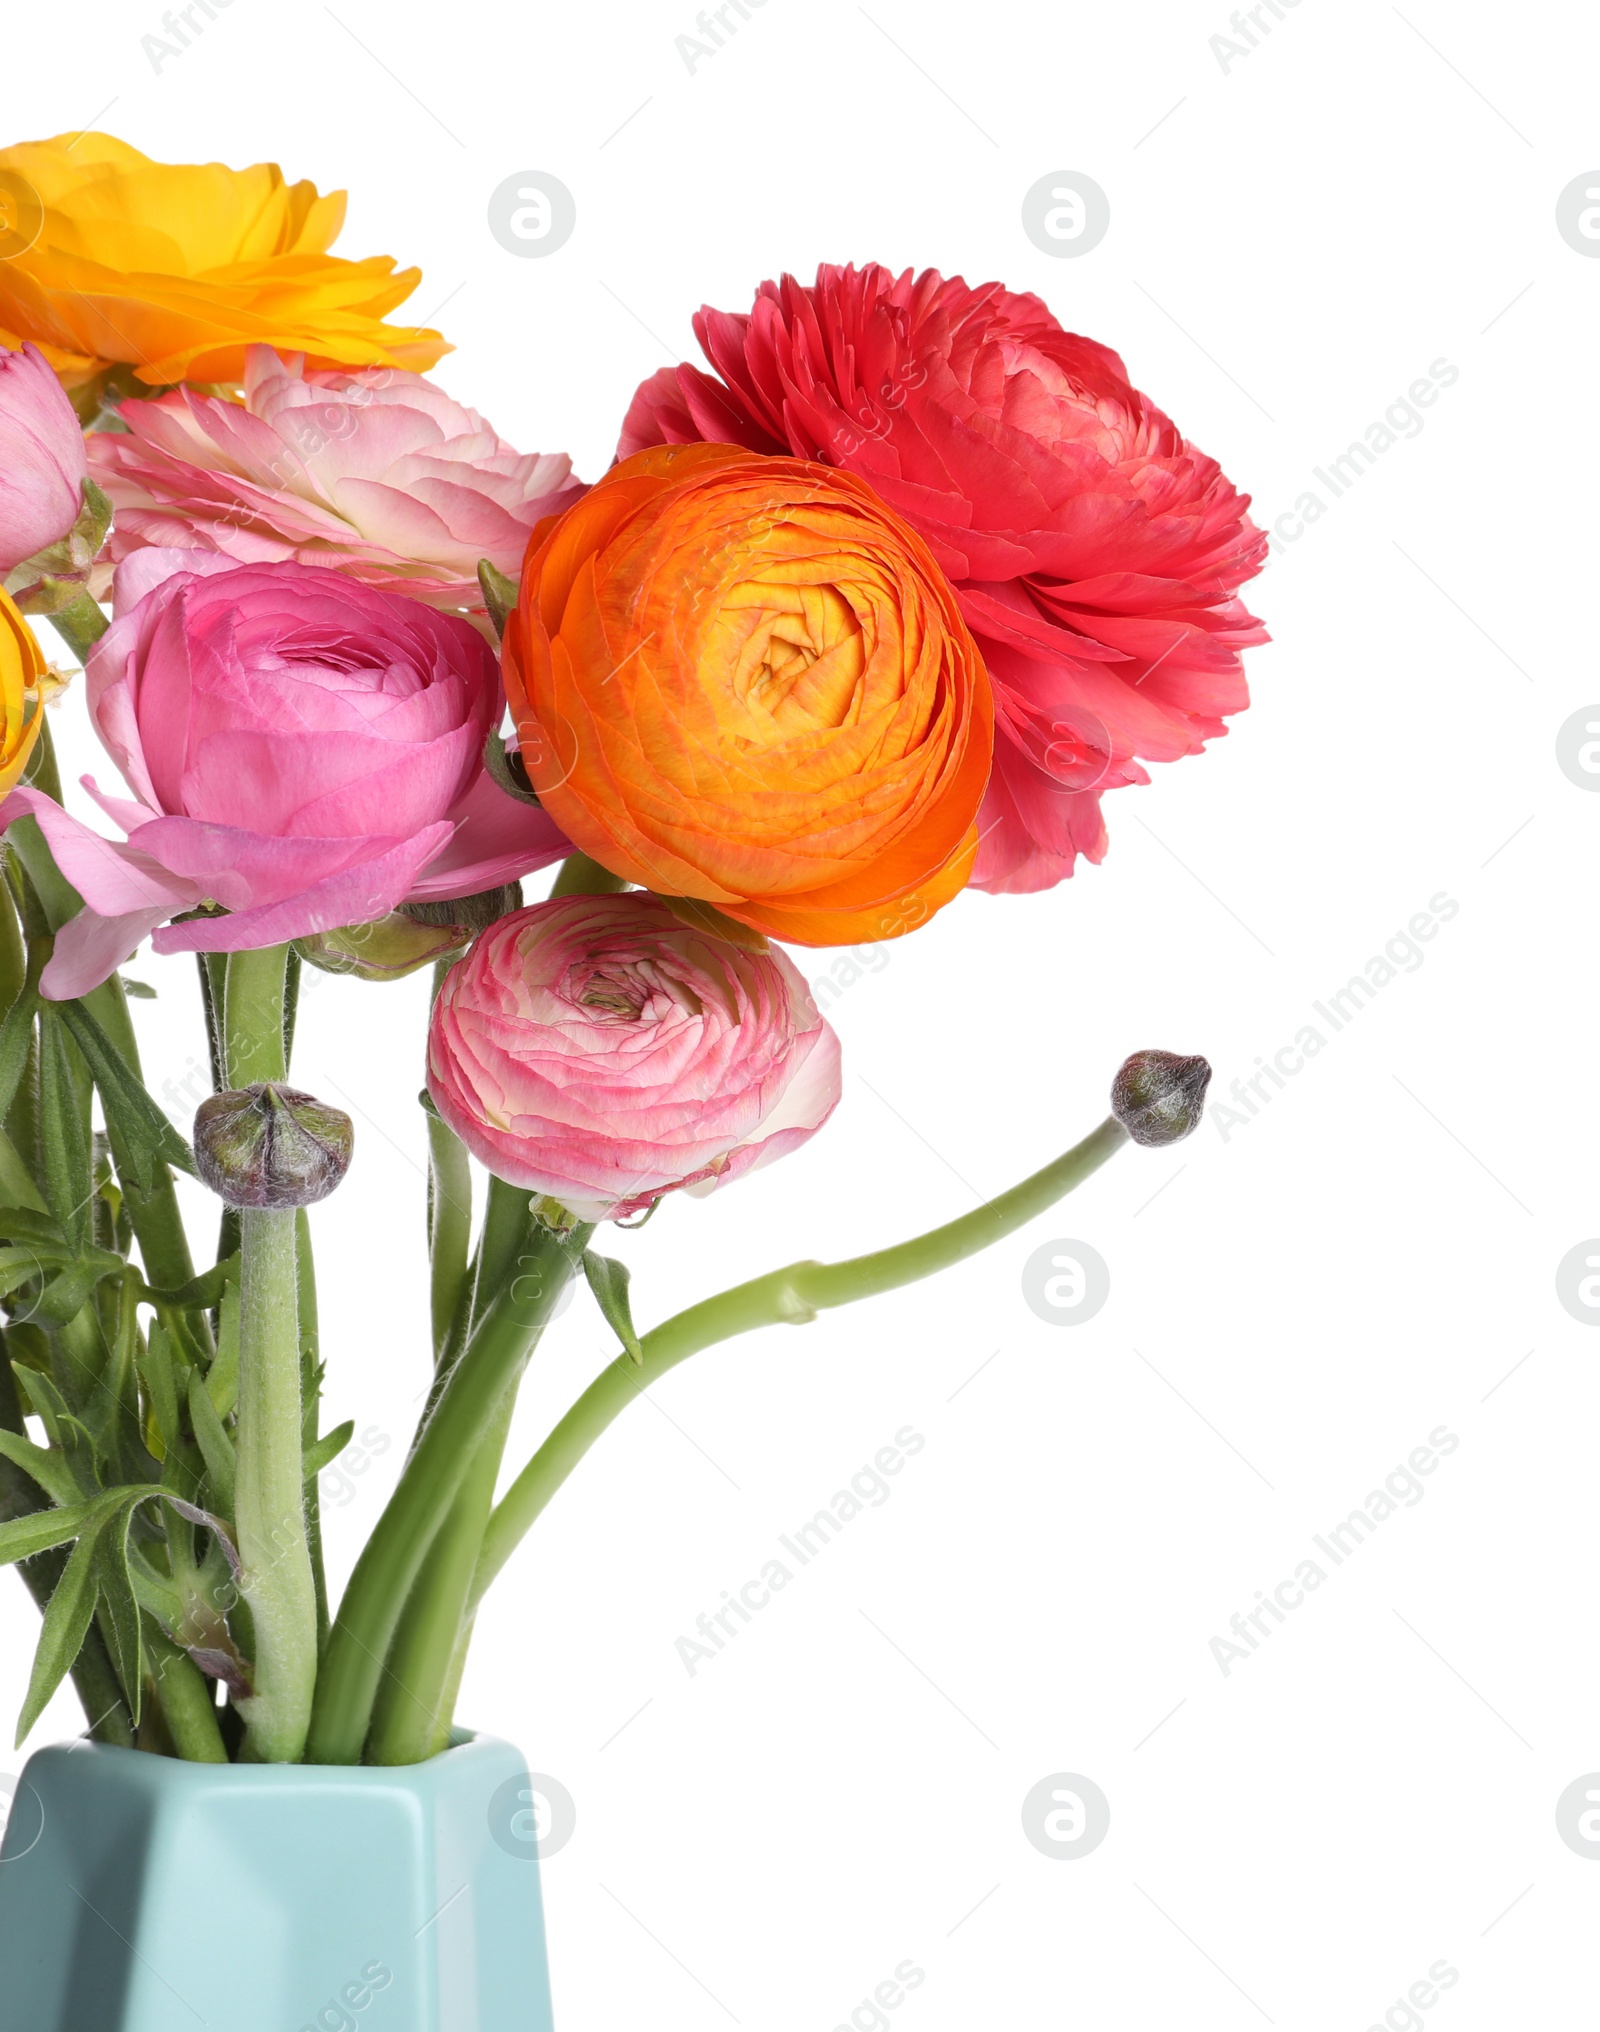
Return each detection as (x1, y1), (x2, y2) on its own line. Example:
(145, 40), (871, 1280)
(620, 264), (1268, 894)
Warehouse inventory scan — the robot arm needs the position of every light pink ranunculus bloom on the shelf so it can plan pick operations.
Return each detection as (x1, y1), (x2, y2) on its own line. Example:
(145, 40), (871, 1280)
(87, 347), (585, 626)
(0, 343), (87, 575)
(427, 893), (843, 1222)
(0, 553), (570, 999)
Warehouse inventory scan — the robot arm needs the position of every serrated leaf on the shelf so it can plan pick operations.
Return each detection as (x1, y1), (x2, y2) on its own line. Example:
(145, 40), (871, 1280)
(16, 1525), (100, 1743)
(582, 1250), (643, 1365)
(302, 1419), (354, 1482)
(186, 1370), (235, 1521)
(0, 1428), (80, 1509)
(55, 999), (196, 1190)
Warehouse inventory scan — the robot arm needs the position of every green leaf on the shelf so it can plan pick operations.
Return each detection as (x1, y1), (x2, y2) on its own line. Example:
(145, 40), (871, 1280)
(16, 1524), (100, 1743)
(0, 1428), (80, 1509)
(94, 1504), (144, 1721)
(0, 1129), (46, 1216)
(36, 1007), (93, 1258)
(0, 971), (39, 1125)
(0, 1244), (56, 1293)
(54, 999), (196, 1191)
(0, 1206), (65, 1249)
(9, 1367), (98, 1495)
(302, 1419), (353, 1482)
(582, 1250), (643, 1365)
(118, 977), (157, 1000)
(208, 1279), (240, 1419)
(142, 1257), (237, 1315)
(186, 1369), (235, 1521)
(0, 1492), (101, 1568)
(136, 1319), (183, 1461)
(33, 1256), (122, 1329)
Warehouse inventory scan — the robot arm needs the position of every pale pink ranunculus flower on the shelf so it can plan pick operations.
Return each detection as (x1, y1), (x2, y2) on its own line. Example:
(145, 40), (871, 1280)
(87, 347), (585, 626)
(427, 893), (843, 1222)
(0, 343), (88, 575)
(0, 553), (570, 999)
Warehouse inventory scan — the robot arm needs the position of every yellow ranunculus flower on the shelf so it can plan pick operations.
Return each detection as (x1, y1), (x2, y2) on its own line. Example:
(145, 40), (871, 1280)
(0, 589), (58, 792)
(0, 132), (447, 390)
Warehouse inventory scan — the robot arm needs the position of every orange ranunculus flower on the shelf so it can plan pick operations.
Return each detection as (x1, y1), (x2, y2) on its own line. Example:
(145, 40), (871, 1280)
(0, 132), (446, 391)
(504, 444), (994, 947)
(0, 589), (58, 792)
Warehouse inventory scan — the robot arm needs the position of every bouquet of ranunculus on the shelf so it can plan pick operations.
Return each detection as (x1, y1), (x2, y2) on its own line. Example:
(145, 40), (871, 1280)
(0, 134), (1263, 1788)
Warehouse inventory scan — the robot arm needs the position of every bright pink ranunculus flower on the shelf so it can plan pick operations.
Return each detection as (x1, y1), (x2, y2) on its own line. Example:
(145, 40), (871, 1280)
(0, 553), (570, 999)
(87, 347), (585, 630)
(619, 264), (1268, 893)
(427, 893), (842, 1222)
(0, 343), (87, 576)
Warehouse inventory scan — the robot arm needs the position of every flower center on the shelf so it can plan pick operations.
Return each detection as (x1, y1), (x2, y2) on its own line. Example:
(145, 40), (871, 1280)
(717, 578), (867, 741)
(572, 957), (703, 1024)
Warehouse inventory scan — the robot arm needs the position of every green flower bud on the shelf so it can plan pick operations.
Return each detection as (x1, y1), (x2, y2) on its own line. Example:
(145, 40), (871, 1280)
(295, 884), (522, 982)
(1111, 1050), (1212, 1147)
(194, 1084), (354, 1208)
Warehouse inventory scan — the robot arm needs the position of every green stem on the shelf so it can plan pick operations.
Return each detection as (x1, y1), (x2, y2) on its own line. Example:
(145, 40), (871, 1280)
(427, 1107), (471, 1365)
(234, 1204), (316, 1762)
(221, 946), (309, 1759)
(364, 1396), (513, 1766)
(19, 712), (64, 803)
(197, 953), (226, 1090)
(144, 1626), (228, 1763)
(306, 1218), (590, 1766)
(223, 944), (289, 1088)
(469, 1172), (536, 1335)
(471, 1116), (1130, 1611)
(297, 1208), (328, 1654)
(406, 1171), (529, 1462)
(548, 853), (628, 898)
(45, 592), (109, 667)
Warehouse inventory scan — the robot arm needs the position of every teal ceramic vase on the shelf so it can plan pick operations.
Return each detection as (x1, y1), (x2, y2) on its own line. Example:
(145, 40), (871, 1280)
(0, 1732), (554, 2031)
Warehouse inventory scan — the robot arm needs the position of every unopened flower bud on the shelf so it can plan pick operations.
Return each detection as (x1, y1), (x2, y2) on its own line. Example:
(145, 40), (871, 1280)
(1111, 1050), (1212, 1147)
(0, 344), (89, 581)
(295, 884), (522, 982)
(194, 1084), (354, 1208)
(5, 478), (113, 615)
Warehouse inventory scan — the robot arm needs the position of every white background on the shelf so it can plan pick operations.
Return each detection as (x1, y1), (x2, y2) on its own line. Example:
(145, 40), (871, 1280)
(3, 1), (1597, 2027)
